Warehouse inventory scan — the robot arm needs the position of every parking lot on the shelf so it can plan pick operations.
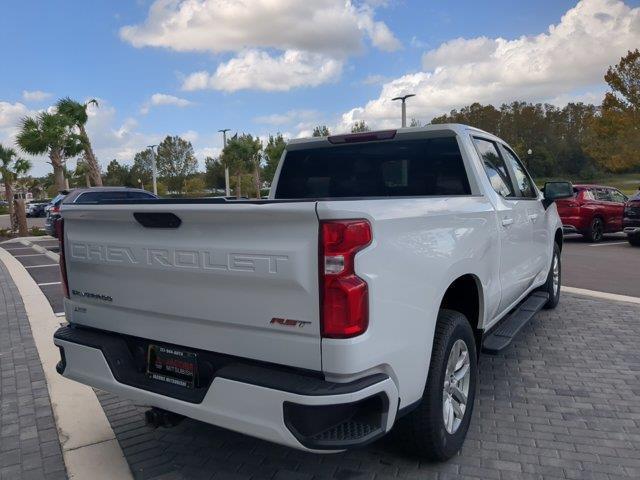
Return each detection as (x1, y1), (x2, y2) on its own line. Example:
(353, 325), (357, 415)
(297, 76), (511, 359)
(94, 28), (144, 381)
(1, 235), (639, 479)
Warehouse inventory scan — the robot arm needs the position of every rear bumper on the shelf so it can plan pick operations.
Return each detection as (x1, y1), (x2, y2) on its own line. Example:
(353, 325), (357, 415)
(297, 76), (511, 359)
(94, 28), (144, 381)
(53, 325), (398, 452)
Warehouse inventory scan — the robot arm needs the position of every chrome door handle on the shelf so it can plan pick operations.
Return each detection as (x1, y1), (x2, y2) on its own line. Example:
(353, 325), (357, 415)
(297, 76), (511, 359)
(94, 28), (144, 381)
(502, 217), (514, 227)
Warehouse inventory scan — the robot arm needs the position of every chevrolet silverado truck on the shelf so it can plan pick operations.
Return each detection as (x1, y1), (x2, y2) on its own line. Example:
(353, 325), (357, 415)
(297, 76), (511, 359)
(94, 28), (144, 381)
(53, 124), (573, 460)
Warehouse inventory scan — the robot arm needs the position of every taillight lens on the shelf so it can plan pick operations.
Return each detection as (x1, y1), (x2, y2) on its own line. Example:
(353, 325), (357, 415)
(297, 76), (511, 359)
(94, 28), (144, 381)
(55, 219), (69, 298)
(320, 220), (372, 338)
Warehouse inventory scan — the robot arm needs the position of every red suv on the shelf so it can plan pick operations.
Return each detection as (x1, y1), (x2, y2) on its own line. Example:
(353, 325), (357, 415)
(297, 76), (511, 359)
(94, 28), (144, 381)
(556, 184), (628, 242)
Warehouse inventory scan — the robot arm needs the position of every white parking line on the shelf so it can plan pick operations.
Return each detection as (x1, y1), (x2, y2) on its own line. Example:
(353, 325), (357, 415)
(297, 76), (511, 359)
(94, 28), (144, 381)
(38, 281), (62, 286)
(562, 286), (640, 305)
(588, 241), (629, 247)
(25, 264), (58, 269)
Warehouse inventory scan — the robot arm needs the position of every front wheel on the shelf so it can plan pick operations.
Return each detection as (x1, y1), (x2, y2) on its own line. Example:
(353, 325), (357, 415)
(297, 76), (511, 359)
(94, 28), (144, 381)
(394, 309), (477, 461)
(629, 235), (640, 247)
(538, 242), (561, 309)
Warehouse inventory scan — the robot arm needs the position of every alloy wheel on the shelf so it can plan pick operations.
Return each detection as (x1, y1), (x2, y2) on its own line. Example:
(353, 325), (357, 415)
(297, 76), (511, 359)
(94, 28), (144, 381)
(442, 339), (471, 434)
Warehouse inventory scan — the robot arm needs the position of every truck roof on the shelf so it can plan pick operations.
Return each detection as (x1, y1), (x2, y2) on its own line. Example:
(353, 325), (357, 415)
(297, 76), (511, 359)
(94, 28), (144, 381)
(286, 123), (495, 148)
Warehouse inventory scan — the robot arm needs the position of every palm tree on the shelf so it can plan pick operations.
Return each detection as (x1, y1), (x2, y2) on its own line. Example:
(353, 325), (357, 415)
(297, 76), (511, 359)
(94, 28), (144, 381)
(0, 144), (31, 233)
(56, 97), (102, 186)
(16, 112), (83, 191)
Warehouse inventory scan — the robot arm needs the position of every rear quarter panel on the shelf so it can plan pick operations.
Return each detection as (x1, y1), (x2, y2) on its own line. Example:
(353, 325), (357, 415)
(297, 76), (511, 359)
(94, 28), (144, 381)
(317, 196), (499, 407)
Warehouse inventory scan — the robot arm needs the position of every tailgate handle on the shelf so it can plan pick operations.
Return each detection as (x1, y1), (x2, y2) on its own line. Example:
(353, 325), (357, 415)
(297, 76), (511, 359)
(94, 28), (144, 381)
(133, 212), (182, 229)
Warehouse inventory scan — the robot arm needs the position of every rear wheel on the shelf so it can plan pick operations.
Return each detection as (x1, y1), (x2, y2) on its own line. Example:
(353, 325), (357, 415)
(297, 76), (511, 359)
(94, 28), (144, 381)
(585, 217), (604, 243)
(629, 235), (640, 247)
(394, 309), (477, 461)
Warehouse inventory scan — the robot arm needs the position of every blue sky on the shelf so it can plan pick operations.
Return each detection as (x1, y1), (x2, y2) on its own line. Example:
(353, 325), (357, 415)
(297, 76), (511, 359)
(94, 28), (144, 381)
(1, 0), (639, 176)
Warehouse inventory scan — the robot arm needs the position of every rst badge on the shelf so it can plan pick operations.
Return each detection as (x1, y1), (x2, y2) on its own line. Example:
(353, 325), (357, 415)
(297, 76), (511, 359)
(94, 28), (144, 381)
(270, 317), (311, 329)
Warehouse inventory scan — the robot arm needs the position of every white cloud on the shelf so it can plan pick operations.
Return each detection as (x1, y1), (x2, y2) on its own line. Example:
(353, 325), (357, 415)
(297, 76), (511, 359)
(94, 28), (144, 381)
(140, 93), (193, 114)
(339, 0), (640, 131)
(182, 50), (343, 92)
(22, 90), (51, 102)
(121, 0), (399, 91)
(121, 0), (399, 55)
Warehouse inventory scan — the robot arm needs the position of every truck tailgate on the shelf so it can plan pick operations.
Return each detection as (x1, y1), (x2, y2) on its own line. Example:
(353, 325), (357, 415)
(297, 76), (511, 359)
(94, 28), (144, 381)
(62, 202), (322, 370)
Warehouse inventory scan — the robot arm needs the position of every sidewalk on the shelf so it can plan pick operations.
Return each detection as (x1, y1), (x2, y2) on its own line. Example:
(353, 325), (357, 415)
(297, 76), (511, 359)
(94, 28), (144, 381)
(0, 260), (66, 479)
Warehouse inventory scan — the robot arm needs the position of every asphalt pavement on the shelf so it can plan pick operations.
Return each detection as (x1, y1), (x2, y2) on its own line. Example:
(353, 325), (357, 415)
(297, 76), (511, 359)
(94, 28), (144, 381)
(562, 233), (640, 298)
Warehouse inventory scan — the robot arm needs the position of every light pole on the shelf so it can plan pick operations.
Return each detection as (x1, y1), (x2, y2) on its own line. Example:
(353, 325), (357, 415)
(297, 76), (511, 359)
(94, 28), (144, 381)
(147, 144), (158, 195)
(527, 149), (533, 170)
(392, 94), (416, 128)
(218, 129), (231, 197)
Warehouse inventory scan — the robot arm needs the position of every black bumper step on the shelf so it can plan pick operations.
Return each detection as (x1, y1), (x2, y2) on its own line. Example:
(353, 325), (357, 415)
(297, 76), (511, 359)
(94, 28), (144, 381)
(482, 291), (549, 354)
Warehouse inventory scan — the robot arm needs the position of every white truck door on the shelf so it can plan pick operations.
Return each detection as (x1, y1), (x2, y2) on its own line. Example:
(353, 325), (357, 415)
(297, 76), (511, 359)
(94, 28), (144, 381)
(472, 137), (537, 313)
(498, 144), (550, 281)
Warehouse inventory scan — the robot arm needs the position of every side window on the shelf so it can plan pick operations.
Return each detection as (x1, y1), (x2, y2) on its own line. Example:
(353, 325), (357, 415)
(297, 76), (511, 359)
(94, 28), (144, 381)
(595, 188), (611, 202)
(582, 189), (595, 201)
(473, 138), (514, 197)
(609, 189), (627, 203)
(499, 145), (537, 198)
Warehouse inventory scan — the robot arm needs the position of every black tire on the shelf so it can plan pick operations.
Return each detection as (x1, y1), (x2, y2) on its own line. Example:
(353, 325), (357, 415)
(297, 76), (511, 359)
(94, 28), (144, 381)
(538, 242), (561, 309)
(629, 235), (640, 247)
(394, 309), (477, 461)
(585, 217), (604, 243)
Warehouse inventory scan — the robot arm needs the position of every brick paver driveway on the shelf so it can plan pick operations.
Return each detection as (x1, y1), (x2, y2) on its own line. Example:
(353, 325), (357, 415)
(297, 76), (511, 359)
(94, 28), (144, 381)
(95, 293), (640, 480)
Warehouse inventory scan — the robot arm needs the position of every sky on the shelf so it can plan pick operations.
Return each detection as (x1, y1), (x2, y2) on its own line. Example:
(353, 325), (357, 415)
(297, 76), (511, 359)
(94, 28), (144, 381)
(1, 0), (639, 177)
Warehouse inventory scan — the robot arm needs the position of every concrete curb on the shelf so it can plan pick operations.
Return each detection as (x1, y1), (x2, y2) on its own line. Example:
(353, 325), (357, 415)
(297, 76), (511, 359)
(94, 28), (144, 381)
(562, 286), (640, 305)
(0, 247), (133, 480)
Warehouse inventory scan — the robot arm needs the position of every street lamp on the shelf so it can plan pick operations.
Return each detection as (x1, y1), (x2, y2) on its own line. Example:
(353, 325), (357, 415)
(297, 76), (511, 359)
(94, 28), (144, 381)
(147, 144), (158, 195)
(391, 94), (416, 128)
(527, 149), (533, 170)
(218, 129), (231, 197)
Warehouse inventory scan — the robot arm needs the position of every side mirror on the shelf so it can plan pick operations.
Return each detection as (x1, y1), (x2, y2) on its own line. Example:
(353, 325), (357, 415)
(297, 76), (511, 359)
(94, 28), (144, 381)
(542, 181), (574, 209)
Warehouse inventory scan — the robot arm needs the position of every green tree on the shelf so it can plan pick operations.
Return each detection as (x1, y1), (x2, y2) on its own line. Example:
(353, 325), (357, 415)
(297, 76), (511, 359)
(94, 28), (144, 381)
(204, 156), (225, 192)
(184, 175), (206, 196)
(16, 112), (83, 191)
(156, 136), (198, 195)
(221, 134), (262, 198)
(104, 159), (131, 186)
(0, 144), (31, 233)
(312, 125), (330, 137)
(263, 133), (286, 186)
(131, 149), (154, 188)
(56, 97), (103, 185)
(351, 120), (370, 133)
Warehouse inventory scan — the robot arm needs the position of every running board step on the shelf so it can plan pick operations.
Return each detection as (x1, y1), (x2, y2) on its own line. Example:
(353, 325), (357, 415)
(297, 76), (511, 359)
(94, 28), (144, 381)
(482, 292), (549, 354)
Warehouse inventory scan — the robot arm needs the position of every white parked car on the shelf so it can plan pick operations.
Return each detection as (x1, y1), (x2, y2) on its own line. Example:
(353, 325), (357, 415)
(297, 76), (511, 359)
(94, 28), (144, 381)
(53, 124), (572, 460)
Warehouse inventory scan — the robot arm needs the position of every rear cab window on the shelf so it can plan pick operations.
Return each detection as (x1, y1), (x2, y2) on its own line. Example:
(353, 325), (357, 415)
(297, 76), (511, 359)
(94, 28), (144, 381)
(274, 136), (471, 199)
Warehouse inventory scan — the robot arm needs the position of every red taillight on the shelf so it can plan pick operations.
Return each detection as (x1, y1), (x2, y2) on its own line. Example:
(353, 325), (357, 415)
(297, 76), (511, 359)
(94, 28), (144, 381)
(320, 220), (372, 338)
(55, 219), (69, 298)
(51, 206), (60, 214)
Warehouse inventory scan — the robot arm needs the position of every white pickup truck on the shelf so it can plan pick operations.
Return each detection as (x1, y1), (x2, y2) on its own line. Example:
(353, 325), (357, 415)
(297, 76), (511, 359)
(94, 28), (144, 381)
(53, 124), (573, 460)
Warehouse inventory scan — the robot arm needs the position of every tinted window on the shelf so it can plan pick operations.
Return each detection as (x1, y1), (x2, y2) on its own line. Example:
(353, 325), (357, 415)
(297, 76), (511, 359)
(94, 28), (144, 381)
(499, 145), (536, 198)
(473, 138), (514, 197)
(127, 191), (156, 200)
(275, 137), (471, 199)
(75, 191), (129, 203)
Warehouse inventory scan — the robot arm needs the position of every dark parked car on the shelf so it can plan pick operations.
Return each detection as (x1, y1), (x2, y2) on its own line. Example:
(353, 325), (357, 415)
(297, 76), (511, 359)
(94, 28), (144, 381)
(26, 202), (48, 217)
(46, 187), (157, 237)
(623, 191), (640, 247)
(555, 184), (628, 242)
